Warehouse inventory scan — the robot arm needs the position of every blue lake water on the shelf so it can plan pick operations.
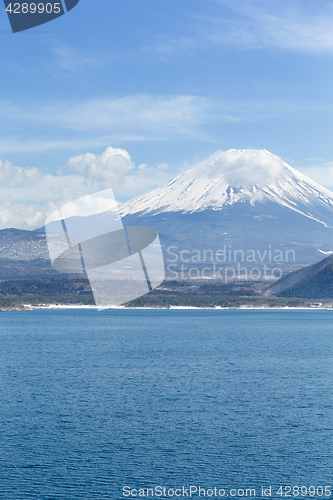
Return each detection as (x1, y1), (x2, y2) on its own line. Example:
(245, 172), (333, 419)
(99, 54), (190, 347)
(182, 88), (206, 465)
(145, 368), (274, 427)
(0, 309), (333, 500)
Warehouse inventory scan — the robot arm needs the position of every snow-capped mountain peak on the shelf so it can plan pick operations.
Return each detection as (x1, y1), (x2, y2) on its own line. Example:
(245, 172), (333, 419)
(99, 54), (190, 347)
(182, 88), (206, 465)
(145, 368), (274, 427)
(120, 149), (333, 227)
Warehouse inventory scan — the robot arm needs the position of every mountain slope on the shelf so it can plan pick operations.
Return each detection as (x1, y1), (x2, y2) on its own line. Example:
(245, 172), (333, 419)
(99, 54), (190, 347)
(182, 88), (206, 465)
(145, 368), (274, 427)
(118, 150), (333, 273)
(263, 255), (333, 296)
(264, 255), (333, 299)
(120, 149), (333, 228)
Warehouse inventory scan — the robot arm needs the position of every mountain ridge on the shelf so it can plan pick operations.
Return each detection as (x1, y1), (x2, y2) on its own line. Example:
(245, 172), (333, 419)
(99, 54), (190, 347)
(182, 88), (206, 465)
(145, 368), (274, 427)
(119, 149), (333, 230)
(2, 149), (333, 279)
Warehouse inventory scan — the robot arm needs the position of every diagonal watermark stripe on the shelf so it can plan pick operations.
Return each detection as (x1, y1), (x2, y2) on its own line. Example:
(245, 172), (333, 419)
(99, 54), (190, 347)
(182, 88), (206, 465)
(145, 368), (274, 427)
(45, 188), (165, 309)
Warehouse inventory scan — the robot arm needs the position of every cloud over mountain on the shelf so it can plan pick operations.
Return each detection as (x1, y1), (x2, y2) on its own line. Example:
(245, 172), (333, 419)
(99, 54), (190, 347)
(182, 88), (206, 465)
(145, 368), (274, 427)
(194, 149), (285, 188)
(0, 146), (171, 229)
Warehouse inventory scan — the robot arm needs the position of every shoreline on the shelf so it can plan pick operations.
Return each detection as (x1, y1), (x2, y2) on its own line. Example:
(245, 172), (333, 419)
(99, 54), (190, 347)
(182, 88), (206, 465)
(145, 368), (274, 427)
(0, 304), (331, 312)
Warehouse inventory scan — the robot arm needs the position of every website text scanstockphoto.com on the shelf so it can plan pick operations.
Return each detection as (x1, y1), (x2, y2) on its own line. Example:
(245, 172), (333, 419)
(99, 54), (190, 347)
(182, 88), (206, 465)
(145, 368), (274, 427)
(123, 485), (332, 498)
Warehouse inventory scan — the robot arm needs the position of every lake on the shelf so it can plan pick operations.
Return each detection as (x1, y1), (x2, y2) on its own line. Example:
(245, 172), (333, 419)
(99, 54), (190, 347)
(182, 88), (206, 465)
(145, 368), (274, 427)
(0, 309), (333, 500)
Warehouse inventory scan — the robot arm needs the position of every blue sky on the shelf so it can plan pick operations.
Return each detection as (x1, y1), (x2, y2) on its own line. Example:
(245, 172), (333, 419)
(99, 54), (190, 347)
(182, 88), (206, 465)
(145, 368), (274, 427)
(1, 0), (333, 228)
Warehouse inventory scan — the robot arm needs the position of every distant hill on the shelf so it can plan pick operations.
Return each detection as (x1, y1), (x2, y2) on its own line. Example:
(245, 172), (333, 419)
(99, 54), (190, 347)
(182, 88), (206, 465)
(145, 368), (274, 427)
(264, 256), (333, 299)
(0, 228), (58, 278)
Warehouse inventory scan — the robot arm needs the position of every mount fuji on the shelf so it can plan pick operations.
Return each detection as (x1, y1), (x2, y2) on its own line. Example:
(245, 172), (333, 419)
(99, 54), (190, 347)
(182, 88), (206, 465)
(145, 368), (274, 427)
(119, 149), (333, 276)
(3, 149), (333, 281)
(121, 149), (333, 224)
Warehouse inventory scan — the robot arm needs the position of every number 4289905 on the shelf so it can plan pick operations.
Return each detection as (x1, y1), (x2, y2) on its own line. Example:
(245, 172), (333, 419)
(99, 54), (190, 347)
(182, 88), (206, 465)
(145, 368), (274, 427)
(6, 3), (62, 14)
(277, 486), (332, 497)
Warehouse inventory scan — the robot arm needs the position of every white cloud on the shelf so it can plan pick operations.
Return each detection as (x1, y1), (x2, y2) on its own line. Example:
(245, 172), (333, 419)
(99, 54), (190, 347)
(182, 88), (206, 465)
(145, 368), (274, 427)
(0, 146), (172, 230)
(0, 199), (52, 230)
(66, 146), (135, 187)
(201, 149), (285, 187)
(146, 0), (333, 55)
(2, 95), (207, 135)
(0, 159), (40, 184)
(0, 173), (90, 229)
(51, 46), (101, 74)
(114, 162), (171, 200)
(34, 96), (333, 129)
(0, 95), (329, 154)
(0, 136), (148, 154)
(203, 0), (333, 53)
